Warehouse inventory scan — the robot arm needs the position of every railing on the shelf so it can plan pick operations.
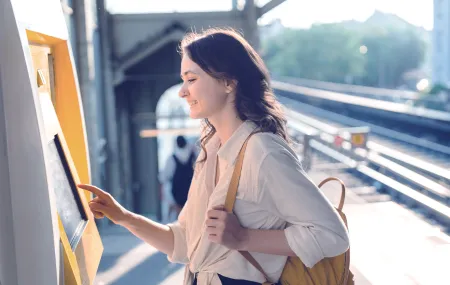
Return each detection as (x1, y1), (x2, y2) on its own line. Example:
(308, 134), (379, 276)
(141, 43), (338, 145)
(285, 106), (450, 186)
(283, 97), (450, 174)
(273, 80), (450, 124)
(274, 76), (443, 106)
(284, 108), (450, 228)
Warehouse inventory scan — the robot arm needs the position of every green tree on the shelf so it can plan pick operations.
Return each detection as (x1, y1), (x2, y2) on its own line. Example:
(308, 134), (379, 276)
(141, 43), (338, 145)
(262, 21), (427, 89)
(360, 27), (426, 88)
(262, 24), (366, 83)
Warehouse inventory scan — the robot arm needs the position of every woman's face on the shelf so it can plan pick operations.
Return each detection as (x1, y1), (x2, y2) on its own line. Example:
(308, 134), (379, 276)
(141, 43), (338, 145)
(179, 54), (231, 120)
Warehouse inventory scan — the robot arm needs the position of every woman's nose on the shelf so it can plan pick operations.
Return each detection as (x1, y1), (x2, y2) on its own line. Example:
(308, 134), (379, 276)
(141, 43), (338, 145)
(178, 87), (188, 98)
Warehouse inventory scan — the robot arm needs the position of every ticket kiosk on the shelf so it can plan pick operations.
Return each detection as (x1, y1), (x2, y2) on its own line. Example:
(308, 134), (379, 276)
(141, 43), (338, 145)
(0, 0), (103, 284)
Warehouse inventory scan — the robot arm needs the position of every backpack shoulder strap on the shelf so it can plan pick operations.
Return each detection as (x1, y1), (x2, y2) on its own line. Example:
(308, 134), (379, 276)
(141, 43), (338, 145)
(318, 177), (346, 211)
(172, 154), (180, 165)
(318, 177), (352, 285)
(224, 130), (273, 283)
(224, 130), (259, 213)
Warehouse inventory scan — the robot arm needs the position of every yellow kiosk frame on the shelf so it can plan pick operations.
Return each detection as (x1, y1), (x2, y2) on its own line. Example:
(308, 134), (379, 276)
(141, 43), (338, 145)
(30, 41), (103, 284)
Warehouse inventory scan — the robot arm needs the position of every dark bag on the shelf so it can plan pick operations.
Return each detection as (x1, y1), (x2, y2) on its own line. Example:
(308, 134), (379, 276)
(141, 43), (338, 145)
(171, 151), (195, 207)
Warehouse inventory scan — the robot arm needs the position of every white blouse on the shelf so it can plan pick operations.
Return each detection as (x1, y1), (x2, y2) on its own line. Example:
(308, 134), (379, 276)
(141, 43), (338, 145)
(167, 121), (349, 285)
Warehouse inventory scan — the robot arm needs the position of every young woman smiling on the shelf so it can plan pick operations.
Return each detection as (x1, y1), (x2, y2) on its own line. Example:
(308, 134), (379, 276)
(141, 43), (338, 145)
(78, 28), (349, 285)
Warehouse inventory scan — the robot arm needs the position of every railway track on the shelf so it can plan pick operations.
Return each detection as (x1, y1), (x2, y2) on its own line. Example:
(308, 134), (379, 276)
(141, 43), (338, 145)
(280, 96), (450, 232)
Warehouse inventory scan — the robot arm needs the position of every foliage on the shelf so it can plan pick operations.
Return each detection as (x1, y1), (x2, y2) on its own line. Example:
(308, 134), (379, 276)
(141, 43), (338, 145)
(262, 24), (365, 83)
(261, 18), (427, 89)
(359, 27), (426, 88)
(427, 82), (450, 95)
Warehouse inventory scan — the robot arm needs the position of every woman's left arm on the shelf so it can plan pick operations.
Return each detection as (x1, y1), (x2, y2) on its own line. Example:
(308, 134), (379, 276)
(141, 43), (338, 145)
(206, 205), (295, 255)
(206, 149), (349, 268)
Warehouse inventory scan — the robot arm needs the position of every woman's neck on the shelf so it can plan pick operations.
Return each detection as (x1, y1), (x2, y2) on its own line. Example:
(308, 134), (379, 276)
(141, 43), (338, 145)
(209, 110), (244, 147)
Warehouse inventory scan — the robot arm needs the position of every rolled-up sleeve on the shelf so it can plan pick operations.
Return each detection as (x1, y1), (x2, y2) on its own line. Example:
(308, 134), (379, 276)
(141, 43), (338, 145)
(167, 206), (189, 264)
(257, 149), (350, 268)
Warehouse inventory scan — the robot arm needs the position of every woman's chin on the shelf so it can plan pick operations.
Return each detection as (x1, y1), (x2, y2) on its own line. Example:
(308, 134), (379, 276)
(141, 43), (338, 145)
(189, 110), (205, 120)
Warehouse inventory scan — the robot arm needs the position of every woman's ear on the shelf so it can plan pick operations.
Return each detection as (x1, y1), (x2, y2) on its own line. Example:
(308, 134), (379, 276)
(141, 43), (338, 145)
(224, 79), (237, 94)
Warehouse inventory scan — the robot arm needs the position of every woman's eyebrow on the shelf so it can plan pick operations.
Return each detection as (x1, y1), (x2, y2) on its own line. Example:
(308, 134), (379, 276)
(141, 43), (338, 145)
(181, 70), (197, 78)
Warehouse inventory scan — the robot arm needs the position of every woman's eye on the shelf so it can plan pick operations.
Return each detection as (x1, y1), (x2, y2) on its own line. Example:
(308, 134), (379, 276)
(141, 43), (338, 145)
(187, 78), (196, 83)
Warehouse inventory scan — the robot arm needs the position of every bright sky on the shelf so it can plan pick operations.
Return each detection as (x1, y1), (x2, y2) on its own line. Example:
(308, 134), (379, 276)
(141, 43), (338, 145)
(106, 0), (433, 30)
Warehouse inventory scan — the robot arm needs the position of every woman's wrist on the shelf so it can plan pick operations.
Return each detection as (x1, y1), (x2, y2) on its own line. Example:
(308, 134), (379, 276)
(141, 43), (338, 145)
(237, 228), (251, 251)
(118, 209), (136, 228)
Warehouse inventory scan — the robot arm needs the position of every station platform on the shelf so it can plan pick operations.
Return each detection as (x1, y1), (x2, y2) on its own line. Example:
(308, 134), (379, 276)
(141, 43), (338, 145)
(93, 168), (450, 285)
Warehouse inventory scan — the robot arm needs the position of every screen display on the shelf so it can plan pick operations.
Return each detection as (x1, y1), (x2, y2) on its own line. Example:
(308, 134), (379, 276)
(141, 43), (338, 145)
(47, 135), (87, 250)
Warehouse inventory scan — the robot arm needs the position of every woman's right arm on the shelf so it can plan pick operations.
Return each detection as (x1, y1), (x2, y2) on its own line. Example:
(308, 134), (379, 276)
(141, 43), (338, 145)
(120, 211), (174, 256)
(77, 184), (175, 256)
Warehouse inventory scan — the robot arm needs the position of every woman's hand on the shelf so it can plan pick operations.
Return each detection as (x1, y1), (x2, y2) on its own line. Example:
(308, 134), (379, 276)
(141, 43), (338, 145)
(78, 184), (130, 226)
(205, 205), (249, 250)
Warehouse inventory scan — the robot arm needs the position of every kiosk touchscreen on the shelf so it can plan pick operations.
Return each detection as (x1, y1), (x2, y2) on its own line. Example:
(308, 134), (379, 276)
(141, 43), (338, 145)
(0, 0), (103, 284)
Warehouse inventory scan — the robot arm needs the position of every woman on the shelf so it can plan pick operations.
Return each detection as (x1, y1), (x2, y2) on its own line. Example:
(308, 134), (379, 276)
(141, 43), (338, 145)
(79, 28), (349, 285)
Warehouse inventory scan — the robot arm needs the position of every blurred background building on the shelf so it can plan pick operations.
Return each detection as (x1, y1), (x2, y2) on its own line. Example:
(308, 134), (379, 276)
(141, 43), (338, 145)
(61, 0), (442, 221)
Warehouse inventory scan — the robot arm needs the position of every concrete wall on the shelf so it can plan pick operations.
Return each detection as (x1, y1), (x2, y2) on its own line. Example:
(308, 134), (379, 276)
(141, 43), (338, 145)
(111, 11), (246, 60)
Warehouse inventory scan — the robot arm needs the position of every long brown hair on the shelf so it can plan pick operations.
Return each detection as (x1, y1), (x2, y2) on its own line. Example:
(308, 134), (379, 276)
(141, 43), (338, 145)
(179, 28), (290, 164)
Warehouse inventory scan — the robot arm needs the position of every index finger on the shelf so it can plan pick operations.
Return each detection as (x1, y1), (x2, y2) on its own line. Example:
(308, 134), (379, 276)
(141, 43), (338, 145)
(77, 184), (109, 199)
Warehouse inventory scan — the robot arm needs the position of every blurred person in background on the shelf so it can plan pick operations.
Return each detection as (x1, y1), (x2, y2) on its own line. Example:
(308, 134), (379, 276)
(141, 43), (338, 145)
(160, 135), (197, 222)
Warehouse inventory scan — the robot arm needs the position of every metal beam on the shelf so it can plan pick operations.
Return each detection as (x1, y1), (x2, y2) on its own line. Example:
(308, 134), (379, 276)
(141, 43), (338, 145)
(259, 0), (286, 17)
(140, 127), (200, 138)
(74, 0), (102, 187)
(117, 30), (185, 74)
(244, 0), (260, 50)
(97, 0), (123, 206)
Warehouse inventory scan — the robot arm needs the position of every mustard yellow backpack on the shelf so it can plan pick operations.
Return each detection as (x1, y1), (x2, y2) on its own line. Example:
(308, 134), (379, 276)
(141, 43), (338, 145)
(225, 133), (354, 285)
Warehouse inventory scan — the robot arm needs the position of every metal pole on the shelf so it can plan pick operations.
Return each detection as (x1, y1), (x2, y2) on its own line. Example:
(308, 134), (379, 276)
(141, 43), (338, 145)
(232, 0), (238, 10)
(244, 0), (260, 51)
(74, 0), (101, 187)
(302, 134), (313, 171)
(96, 0), (123, 204)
